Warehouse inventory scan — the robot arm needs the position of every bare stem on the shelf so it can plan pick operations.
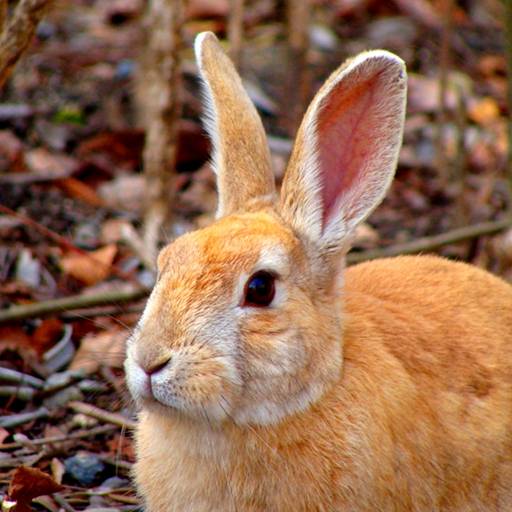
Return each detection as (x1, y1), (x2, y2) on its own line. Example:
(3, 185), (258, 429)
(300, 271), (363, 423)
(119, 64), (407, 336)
(504, 0), (512, 205)
(347, 217), (512, 264)
(228, 0), (245, 68)
(0, 0), (54, 89)
(141, 0), (185, 263)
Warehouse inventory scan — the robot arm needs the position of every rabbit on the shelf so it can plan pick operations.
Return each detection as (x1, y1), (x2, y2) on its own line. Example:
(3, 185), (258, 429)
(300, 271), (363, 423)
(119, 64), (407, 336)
(124, 31), (512, 512)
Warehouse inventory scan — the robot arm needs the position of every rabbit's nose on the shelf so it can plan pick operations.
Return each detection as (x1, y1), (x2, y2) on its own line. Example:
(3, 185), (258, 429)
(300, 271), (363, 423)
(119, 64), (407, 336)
(145, 356), (171, 376)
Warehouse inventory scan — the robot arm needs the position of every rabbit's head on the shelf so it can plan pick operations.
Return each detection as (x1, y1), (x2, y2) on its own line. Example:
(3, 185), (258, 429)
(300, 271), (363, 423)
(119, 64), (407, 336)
(125, 32), (407, 426)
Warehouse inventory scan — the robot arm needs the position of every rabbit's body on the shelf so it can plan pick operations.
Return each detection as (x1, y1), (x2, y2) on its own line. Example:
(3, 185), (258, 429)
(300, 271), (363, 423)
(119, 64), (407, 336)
(126, 33), (512, 511)
(135, 255), (512, 511)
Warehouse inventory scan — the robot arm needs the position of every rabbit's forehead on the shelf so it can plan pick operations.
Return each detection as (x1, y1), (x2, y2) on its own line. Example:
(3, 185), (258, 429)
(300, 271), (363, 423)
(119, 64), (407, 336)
(157, 213), (299, 279)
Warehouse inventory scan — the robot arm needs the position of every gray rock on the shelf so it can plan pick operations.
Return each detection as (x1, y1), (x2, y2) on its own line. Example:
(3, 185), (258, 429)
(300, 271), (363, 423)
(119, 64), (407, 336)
(64, 452), (106, 485)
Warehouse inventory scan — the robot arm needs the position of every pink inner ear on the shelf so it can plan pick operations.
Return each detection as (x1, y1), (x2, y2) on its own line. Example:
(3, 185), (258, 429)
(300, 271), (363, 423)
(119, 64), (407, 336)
(317, 74), (382, 227)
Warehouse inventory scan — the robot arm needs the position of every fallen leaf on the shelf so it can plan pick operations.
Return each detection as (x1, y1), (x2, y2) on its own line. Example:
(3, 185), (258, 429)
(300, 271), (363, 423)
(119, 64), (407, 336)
(98, 174), (145, 212)
(0, 325), (37, 359)
(0, 130), (25, 173)
(467, 97), (500, 126)
(100, 218), (133, 245)
(24, 148), (78, 177)
(70, 328), (129, 374)
(8, 466), (64, 512)
(0, 427), (9, 444)
(32, 318), (64, 355)
(51, 458), (66, 485)
(60, 245), (117, 285)
(55, 177), (104, 207)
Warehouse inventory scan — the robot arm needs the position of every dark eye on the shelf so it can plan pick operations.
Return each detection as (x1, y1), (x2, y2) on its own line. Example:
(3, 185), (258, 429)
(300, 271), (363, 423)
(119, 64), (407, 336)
(243, 271), (276, 307)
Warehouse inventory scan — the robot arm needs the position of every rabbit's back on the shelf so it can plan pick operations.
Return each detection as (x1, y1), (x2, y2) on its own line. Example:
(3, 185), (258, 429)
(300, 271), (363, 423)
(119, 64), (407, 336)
(338, 254), (512, 509)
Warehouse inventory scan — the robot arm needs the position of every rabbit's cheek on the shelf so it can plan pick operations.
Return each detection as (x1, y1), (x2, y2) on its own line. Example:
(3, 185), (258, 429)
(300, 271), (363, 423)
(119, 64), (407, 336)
(150, 353), (239, 420)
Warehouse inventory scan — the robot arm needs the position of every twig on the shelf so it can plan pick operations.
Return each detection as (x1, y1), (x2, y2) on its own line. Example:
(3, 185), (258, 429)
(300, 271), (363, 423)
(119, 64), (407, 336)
(285, 0), (311, 136)
(0, 424), (118, 450)
(121, 222), (156, 271)
(228, 0), (245, 68)
(434, 0), (454, 185)
(98, 454), (133, 472)
(504, 0), (512, 205)
(68, 401), (136, 429)
(0, 367), (44, 388)
(0, 406), (49, 428)
(61, 303), (144, 321)
(453, 80), (469, 226)
(140, 0), (185, 264)
(0, 0), (54, 89)
(0, 0), (7, 33)
(0, 385), (35, 401)
(0, 287), (149, 323)
(347, 217), (512, 264)
(53, 494), (77, 512)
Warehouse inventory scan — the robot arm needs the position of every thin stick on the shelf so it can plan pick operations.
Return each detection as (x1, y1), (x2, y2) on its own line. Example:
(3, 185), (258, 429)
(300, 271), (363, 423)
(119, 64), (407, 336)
(0, 424), (118, 450)
(0, 0), (7, 33)
(0, 0), (54, 89)
(434, 0), (454, 185)
(53, 494), (77, 512)
(0, 406), (49, 428)
(228, 0), (245, 68)
(0, 286), (149, 323)
(141, 0), (185, 263)
(347, 217), (512, 264)
(68, 401), (136, 429)
(285, 0), (311, 136)
(504, 0), (512, 204)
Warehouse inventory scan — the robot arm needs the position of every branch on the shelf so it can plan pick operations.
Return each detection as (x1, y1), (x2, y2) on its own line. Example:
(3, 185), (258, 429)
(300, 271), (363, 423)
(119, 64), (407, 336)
(140, 0), (185, 263)
(68, 400), (136, 429)
(348, 217), (512, 264)
(228, 0), (245, 68)
(0, 287), (149, 323)
(0, 0), (54, 89)
(504, 0), (512, 204)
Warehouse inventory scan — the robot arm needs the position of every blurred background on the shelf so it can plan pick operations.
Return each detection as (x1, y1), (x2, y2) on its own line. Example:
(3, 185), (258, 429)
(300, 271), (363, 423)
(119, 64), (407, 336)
(0, 0), (511, 509)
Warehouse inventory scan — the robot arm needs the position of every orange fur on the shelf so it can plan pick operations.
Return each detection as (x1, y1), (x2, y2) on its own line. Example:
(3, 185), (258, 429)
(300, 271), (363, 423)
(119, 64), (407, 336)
(125, 32), (512, 511)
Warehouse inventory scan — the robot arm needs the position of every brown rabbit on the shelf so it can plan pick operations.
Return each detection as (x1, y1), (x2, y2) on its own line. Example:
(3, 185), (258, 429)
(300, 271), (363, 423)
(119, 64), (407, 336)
(124, 32), (512, 511)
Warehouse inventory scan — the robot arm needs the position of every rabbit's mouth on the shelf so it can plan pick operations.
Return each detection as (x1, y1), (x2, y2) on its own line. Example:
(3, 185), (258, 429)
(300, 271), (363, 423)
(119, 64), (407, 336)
(125, 343), (242, 424)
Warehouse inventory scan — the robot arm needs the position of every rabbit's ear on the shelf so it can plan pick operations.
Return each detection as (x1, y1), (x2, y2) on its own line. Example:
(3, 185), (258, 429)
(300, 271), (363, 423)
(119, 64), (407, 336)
(195, 32), (275, 218)
(280, 51), (406, 252)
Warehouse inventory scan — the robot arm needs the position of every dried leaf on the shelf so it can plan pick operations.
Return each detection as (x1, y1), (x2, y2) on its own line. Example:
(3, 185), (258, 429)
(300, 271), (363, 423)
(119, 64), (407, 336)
(32, 318), (64, 355)
(467, 97), (500, 126)
(50, 458), (66, 485)
(0, 427), (9, 444)
(60, 245), (117, 285)
(8, 466), (64, 512)
(0, 130), (25, 173)
(70, 328), (128, 374)
(24, 148), (78, 177)
(56, 177), (104, 207)
(0, 326), (36, 358)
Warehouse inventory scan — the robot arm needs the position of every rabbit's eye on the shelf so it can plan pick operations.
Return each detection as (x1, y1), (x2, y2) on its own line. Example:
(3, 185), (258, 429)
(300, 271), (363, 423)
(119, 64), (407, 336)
(243, 271), (276, 307)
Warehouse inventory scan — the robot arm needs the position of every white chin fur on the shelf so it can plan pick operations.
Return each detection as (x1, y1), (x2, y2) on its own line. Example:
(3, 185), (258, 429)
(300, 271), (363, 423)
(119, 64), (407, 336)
(233, 380), (328, 426)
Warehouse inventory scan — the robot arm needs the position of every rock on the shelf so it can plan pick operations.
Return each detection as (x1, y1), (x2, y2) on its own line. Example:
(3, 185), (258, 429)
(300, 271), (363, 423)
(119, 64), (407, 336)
(64, 452), (106, 486)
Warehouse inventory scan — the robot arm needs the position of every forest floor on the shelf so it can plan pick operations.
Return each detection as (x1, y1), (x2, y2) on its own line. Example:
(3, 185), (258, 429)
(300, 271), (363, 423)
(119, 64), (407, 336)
(0, 0), (511, 510)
